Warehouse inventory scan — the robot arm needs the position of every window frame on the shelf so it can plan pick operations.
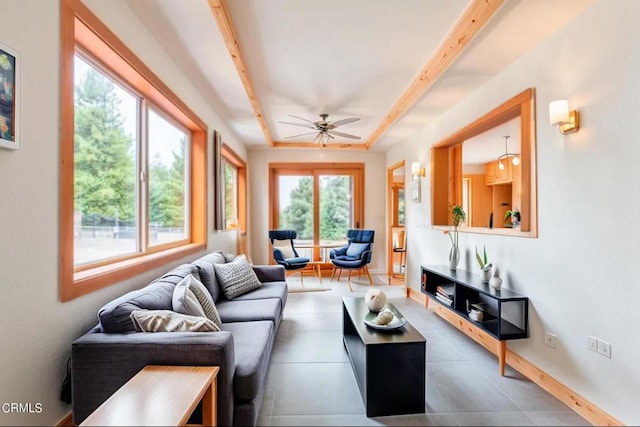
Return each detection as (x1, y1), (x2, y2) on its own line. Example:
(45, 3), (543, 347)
(221, 144), (247, 233)
(268, 162), (365, 261)
(60, 0), (207, 301)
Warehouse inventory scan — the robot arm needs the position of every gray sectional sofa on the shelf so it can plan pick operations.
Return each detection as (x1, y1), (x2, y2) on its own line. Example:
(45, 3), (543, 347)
(71, 251), (287, 426)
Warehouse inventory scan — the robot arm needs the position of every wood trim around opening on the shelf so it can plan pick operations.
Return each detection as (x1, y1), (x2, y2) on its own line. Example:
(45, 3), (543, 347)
(59, 0), (207, 301)
(431, 88), (537, 237)
(221, 143), (247, 233)
(268, 163), (365, 260)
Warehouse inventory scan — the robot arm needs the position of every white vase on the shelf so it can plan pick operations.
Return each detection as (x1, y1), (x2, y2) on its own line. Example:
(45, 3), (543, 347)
(481, 268), (491, 284)
(489, 274), (503, 290)
(448, 246), (460, 270)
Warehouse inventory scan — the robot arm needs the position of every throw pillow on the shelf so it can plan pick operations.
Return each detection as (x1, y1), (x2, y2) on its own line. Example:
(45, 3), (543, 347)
(173, 274), (222, 329)
(346, 242), (369, 258)
(130, 310), (218, 332)
(213, 254), (262, 300)
(224, 253), (237, 263)
(273, 240), (295, 260)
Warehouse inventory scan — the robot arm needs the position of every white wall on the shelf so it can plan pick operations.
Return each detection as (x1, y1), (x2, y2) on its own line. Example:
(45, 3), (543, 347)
(248, 149), (386, 272)
(387, 0), (640, 424)
(0, 1), (243, 425)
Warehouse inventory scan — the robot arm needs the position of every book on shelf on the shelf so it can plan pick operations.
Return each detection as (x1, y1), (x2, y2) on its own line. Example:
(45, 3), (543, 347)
(467, 301), (488, 312)
(436, 290), (451, 300)
(435, 293), (453, 307)
(436, 284), (454, 299)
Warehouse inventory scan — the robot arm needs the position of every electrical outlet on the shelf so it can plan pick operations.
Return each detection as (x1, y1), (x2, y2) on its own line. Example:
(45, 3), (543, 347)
(588, 336), (598, 352)
(598, 340), (611, 358)
(544, 331), (557, 349)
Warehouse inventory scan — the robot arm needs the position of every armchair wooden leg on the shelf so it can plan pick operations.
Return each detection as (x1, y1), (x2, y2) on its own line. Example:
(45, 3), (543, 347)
(300, 270), (304, 285)
(346, 271), (353, 292)
(337, 268), (342, 281)
(330, 266), (336, 281)
(365, 266), (373, 285)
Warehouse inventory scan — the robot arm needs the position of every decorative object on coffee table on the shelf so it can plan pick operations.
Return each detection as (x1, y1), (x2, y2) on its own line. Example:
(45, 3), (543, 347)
(372, 308), (394, 325)
(364, 288), (386, 312)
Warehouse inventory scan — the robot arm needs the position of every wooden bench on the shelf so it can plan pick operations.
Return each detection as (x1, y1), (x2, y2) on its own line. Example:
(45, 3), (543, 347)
(80, 365), (219, 426)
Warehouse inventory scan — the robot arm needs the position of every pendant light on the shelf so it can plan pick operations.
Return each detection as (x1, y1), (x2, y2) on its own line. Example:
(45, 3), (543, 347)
(497, 136), (519, 170)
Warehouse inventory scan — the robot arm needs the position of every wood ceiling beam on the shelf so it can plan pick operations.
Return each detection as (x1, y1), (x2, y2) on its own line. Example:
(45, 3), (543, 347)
(208, 0), (274, 146)
(273, 142), (368, 151)
(364, 0), (505, 149)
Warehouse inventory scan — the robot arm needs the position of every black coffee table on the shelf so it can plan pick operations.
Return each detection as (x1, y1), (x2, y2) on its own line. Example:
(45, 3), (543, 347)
(342, 296), (426, 417)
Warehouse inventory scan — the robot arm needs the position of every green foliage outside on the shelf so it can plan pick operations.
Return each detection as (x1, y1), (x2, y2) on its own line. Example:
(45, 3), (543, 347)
(74, 67), (135, 222)
(224, 162), (236, 225)
(148, 143), (185, 228)
(279, 176), (352, 241)
(74, 66), (186, 228)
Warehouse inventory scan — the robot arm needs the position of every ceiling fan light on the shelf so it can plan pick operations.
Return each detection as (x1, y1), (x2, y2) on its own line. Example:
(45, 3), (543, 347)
(512, 156), (520, 166)
(498, 160), (505, 170)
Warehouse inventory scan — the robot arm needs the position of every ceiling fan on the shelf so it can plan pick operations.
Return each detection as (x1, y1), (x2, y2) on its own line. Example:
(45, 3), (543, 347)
(279, 113), (361, 146)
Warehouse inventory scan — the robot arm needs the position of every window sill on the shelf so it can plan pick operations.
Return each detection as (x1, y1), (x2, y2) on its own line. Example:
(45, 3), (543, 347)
(432, 225), (537, 238)
(62, 243), (205, 301)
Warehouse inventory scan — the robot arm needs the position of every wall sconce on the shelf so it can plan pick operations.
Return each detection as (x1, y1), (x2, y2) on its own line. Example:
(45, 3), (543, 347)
(549, 99), (579, 134)
(411, 161), (425, 179)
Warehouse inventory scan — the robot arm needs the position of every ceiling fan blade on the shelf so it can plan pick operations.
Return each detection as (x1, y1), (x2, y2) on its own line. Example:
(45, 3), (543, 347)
(312, 133), (322, 143)
(328, 130), (361, 139)
(330, 117), (360, 127)
(285, 131), (318, 139)
(288, 114), (316, 124)
(278, 121), (317, 130)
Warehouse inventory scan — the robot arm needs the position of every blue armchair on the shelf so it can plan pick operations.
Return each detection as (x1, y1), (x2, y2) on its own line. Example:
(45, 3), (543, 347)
(269, 230), (310, 283)
(329, 229), (375, 291)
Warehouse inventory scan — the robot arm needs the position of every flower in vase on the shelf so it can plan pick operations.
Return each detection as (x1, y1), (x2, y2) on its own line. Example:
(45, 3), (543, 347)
(444, 205), (466, 248)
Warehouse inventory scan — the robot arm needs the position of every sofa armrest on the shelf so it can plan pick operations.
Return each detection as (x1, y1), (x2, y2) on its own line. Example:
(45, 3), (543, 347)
(252, 264), (286, 282)
(71, 331), (235, 426)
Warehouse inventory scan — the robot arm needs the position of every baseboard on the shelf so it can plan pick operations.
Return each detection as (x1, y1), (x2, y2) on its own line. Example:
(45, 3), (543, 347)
(56, 411), (74, 427)
(406, 288), (624, 427)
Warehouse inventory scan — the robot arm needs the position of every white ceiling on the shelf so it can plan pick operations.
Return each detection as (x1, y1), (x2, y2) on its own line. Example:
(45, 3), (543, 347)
(126, 0), (593, 151)
(463, 117), (521, 165)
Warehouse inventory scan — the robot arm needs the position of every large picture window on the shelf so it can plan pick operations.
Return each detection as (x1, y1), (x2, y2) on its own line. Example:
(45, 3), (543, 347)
(269, 163), (364, 262)
(60, 0), (207, 301)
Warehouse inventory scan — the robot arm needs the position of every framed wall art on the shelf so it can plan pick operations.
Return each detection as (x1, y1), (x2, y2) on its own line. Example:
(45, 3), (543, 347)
(0, 41), (20, 150)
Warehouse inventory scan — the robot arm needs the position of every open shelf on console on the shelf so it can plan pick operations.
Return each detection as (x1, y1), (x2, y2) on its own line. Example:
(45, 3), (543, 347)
(421, 265), (529, 341)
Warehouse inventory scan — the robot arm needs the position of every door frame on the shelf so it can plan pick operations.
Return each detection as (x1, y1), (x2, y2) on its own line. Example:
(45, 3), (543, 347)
(387, 160), (405, 285)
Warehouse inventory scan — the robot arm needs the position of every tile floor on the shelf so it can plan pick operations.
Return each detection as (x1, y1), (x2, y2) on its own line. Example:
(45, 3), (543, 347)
(257, 275), (591, 426)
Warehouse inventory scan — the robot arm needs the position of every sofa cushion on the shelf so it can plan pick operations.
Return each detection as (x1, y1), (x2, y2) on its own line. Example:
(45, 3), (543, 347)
(152, 263), (202, 286)
(214, 255), (262, 300)
(192, 251), (226, 301)
(220, 320), (274, 400)
(98, 264), (200, 333)
(172, 274), (222, 329)
(130, 310), (219, 332)
(215, 298), (281, 326)
(232, 281), (287, 308)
